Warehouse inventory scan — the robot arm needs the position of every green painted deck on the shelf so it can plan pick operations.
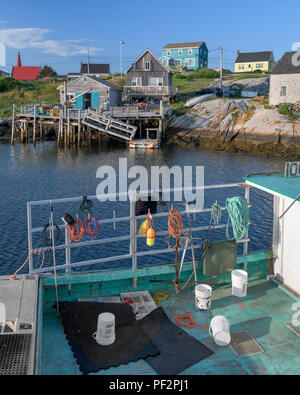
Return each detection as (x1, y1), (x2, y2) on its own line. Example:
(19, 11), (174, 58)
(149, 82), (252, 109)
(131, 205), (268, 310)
(243, 174), (300, 200)
(38, 252), (300, 375)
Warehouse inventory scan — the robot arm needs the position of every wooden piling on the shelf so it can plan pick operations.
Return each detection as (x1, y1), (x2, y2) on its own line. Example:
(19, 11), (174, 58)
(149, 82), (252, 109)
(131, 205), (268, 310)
(78, 110), (81, 147)
(40, 122), (43, 141)
(67, 110), (70, 146)
(33, 105), (37, 145)
(11, 104), (16, 145)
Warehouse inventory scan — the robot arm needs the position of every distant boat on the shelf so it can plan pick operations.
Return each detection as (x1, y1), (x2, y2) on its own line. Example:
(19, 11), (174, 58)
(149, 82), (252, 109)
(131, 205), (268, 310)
(185, 94), (216, 108)
(129, 140), (159, 150)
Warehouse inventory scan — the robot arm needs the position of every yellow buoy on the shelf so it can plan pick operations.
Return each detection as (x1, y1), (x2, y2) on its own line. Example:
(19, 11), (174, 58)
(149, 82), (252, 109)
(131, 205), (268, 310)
(139, 220), (149, 235)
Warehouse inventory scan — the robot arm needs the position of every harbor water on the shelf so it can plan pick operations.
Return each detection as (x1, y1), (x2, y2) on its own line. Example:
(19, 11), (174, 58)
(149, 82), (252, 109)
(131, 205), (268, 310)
(0, 141), (284, 276)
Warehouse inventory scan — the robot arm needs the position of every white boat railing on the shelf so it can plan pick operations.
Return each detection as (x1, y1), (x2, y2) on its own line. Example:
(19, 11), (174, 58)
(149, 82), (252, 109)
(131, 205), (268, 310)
(26, 183), (251, 278)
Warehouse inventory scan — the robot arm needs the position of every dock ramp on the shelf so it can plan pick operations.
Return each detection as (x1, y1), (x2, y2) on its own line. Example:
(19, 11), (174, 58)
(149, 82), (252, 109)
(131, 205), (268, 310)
(82, 109), (137, 142)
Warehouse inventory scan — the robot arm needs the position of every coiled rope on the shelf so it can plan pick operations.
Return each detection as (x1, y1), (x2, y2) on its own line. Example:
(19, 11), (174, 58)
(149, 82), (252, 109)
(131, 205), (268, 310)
(226, 197), (250, 241)
(84, 217), (100, 239)
(211, 201), (222, 225)
(168, 209), (183, 247)
(68, 219), (85, 242)
(10, 248), (45, 280)
(168, 307), (200, 330)
(152, 292), (169, 304)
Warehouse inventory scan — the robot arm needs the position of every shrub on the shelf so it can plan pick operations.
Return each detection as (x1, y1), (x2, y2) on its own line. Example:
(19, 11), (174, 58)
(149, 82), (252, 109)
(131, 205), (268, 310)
(173, 73), (186, 80)
(192, 68), (219, 79)
(278, 104), (290, 116)
(0, 77), (21, 92)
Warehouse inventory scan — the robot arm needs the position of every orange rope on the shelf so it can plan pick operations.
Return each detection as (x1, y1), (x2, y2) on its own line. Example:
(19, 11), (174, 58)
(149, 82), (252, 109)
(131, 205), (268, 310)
(68, 219), (85, 242)
(10, 248), (45, 280)
(168, 307), (200, 330)
(168, 209), (183, 247)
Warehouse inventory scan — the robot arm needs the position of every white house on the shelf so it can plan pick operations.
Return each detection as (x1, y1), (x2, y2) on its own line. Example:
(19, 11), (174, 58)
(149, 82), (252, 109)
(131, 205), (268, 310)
(269, 52), (300, 106)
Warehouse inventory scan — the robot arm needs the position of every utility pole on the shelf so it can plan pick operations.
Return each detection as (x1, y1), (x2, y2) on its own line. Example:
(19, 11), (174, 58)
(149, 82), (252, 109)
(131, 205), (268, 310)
(219, 45), (223, 91)
(120, 41), (123, 77)
(120, 40), (125, 77)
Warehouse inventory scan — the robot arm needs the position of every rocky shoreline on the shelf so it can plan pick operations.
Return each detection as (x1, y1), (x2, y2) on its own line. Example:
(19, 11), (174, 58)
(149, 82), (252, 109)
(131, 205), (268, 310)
(165, 98), (300, 160)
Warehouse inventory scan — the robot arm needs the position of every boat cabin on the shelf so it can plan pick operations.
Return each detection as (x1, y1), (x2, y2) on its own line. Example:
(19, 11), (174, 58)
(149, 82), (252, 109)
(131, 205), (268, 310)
(245, 169), (300, 295)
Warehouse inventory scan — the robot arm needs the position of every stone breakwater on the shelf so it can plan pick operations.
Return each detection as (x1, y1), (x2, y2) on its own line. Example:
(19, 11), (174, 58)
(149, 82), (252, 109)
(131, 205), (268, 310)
(166, 99), (300, 160)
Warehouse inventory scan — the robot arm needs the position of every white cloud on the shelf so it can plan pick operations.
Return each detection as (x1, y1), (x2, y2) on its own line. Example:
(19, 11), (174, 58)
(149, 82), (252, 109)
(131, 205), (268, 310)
(0, 28), (103, 57)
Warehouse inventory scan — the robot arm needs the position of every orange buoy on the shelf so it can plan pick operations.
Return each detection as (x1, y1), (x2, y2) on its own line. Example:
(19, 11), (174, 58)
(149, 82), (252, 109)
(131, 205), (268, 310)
(146, 212), (155, 247)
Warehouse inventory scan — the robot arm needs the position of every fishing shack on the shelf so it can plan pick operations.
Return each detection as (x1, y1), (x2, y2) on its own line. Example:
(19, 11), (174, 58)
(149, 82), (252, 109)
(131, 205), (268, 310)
(57, 75), (122, 111)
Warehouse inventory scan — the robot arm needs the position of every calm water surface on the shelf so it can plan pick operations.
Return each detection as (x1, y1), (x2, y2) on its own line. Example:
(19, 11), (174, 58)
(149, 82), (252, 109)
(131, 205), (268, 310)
(0, 141), (284, 276)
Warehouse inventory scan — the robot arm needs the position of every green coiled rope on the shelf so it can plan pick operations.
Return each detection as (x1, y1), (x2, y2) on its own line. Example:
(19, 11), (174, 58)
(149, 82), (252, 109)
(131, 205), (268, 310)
(226, 197), (250, 241)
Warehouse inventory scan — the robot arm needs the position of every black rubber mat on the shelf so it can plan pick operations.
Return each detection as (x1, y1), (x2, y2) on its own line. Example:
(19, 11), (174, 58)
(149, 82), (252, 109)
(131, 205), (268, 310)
(139, 307), (214, 375)
(57, 302), (159, 375)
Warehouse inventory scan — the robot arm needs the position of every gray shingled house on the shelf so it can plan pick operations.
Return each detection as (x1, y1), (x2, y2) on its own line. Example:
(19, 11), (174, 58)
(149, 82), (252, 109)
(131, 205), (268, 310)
(124, 49), (178, 103)
(269, 52), (300, 106)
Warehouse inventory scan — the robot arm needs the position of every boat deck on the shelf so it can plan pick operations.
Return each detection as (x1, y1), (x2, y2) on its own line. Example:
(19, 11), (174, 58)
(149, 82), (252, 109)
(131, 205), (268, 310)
(0, 277), (38, 375)
(39, 264), (300, 375)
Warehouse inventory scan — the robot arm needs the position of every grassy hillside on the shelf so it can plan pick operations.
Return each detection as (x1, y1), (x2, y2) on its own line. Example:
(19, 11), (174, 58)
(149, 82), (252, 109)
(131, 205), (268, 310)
(0, 78), (61, 117)
(0, 70), (270, 118)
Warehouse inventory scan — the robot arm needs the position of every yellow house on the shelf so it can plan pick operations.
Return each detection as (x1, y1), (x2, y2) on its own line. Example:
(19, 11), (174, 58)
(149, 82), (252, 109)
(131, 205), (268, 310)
(235, 51), (275, 73)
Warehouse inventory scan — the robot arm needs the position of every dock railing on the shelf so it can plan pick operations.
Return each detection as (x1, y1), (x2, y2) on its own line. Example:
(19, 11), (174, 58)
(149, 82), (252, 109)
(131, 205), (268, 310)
(26, 183), (251, 281)
(124, 86), (178, 97)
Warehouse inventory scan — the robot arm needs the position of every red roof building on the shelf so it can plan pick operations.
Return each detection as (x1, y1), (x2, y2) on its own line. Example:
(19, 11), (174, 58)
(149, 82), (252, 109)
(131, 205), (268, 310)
(12, 52), (40, 81)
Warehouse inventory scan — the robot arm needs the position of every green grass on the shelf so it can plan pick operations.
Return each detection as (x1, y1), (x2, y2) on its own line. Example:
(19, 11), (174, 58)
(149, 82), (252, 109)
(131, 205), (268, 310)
(0, 78), (61, 117)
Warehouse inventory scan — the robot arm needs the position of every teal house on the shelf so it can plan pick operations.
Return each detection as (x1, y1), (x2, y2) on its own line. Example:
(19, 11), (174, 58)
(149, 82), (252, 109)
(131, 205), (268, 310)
(160, 41), (208, 70)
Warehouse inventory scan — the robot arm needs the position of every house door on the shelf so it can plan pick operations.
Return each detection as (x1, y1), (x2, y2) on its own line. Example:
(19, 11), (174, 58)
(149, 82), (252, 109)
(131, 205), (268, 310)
(248, 64), (252, 72)
(84, 93), (91, 110)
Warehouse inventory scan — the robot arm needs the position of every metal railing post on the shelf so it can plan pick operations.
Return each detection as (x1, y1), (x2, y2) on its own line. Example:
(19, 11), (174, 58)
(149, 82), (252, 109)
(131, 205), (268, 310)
(27, 203), (33, 274)
(129, 195), (137, 288)
(65, 227), (71, 274)
(243, 186), (250, 270)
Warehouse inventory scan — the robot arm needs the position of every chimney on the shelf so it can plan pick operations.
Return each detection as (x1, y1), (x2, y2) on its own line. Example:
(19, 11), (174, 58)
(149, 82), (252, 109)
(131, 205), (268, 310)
(17, 52), (21, 67)
(237, 50), (240, 58)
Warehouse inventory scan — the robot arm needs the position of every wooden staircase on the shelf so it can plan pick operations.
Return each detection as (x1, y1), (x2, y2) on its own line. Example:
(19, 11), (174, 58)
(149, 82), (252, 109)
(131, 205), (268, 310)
(82, 109), (137, 142)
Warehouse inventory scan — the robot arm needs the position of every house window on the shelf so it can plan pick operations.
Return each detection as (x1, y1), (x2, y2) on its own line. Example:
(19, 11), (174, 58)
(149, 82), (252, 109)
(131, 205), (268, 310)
(238, 64), (245, 70)
(162, 59), (169, 67)
(178, 49), (183, 56)
(131, 77), (142, 86)
(148, 77), (163, 86)
(188, 48), (193, 55)
(145, 60), (151, 71)
(256, 63), (264, 68)
(280, 86), (287, 97)
(166, 50), (171, 56)
(185, 58), (195, 67)
(174, 59), (181, 66)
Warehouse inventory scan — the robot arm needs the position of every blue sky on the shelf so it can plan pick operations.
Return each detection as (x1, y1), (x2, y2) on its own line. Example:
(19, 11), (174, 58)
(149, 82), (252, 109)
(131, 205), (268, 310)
(0, 0), (299, 74)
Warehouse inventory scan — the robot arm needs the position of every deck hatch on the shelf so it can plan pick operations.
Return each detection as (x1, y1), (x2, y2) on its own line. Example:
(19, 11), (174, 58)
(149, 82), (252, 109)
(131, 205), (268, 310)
(0, 334), (32, 375)
(230, 331), (264, 358)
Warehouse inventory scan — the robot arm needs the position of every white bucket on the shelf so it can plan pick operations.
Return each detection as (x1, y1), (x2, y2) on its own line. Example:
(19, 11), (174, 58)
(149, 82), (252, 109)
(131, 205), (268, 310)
(0, 303), (5, 333)
(209, 316), (231, 347)
(232, 270), (248, 298)
(195, 285), (212, 311)
(93, 313), (115, 346)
